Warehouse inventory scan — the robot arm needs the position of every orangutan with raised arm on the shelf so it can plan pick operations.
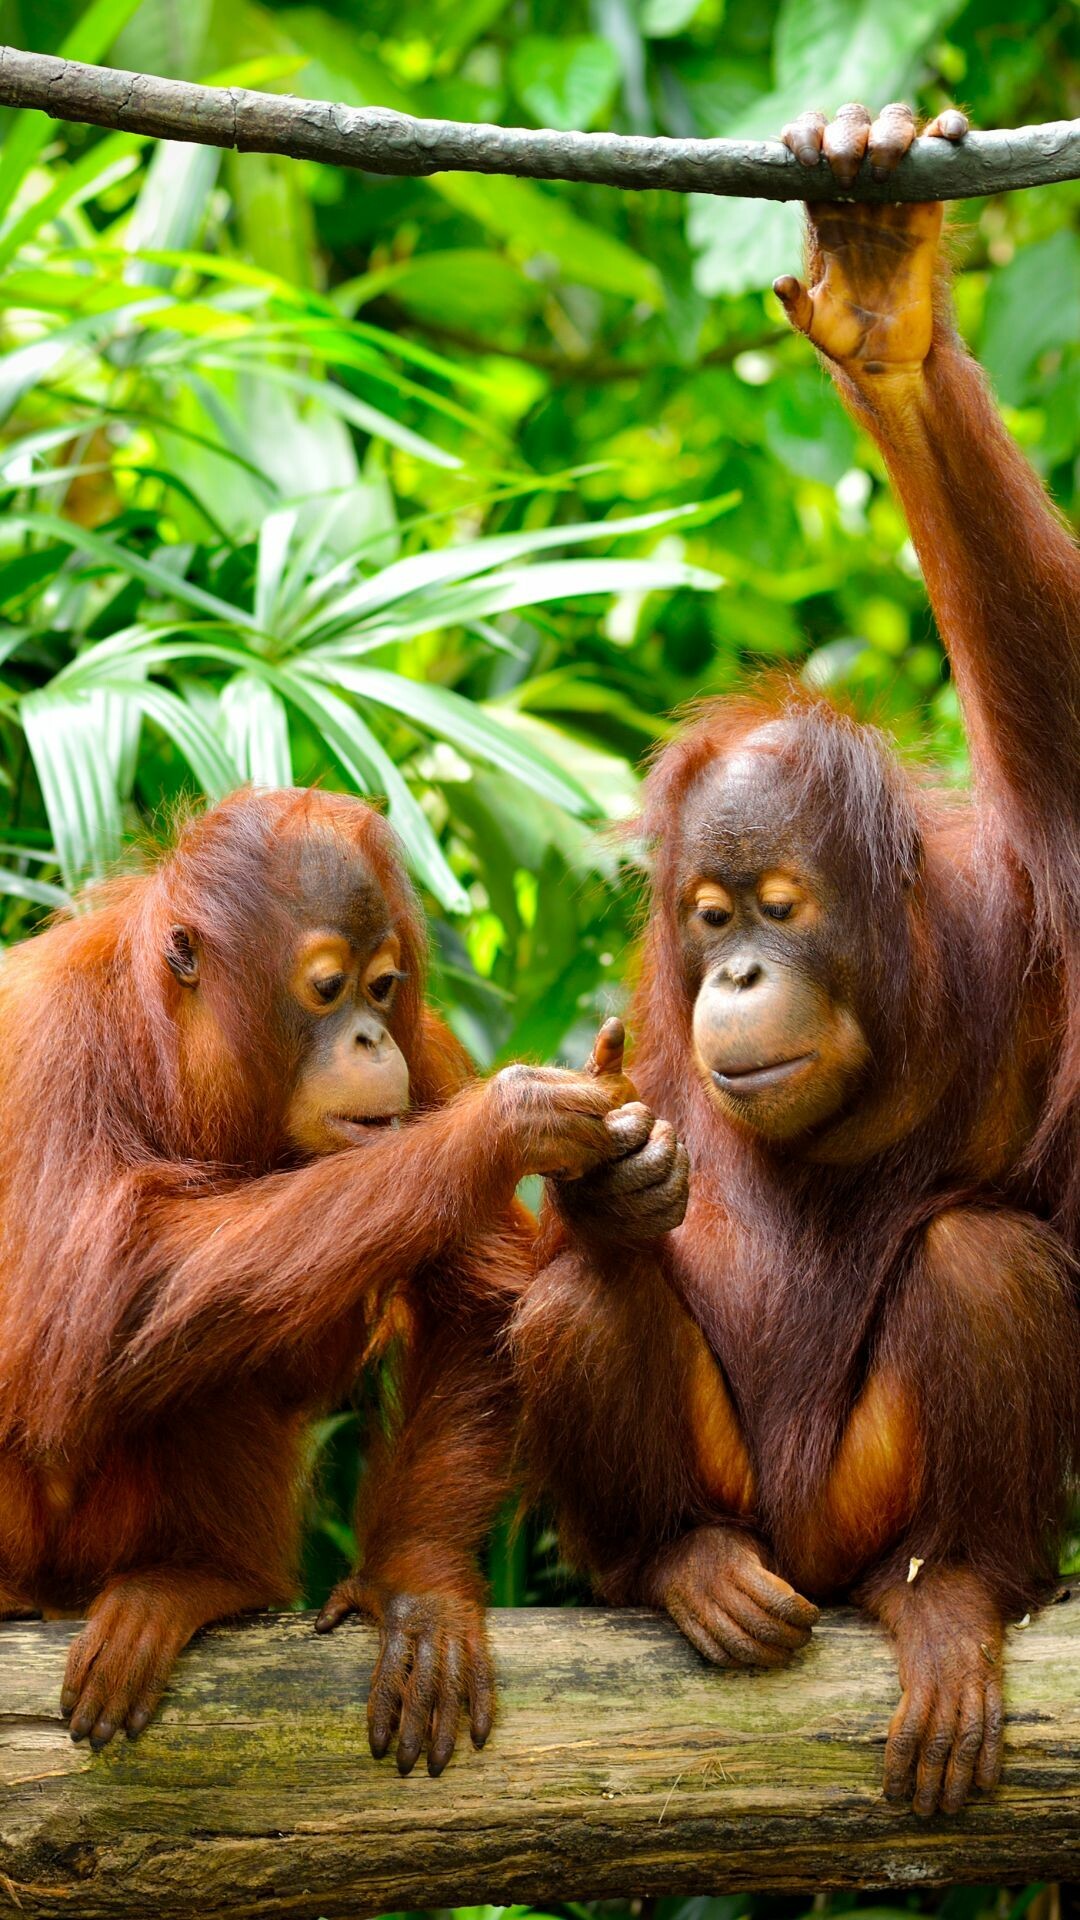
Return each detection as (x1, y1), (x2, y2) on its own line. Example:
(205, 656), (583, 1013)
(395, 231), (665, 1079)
(513, 105), (1080, 1818)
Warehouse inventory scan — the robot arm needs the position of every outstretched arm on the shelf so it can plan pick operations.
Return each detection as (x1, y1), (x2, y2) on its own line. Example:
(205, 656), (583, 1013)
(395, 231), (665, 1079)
(32, 1059), (636, 1438)
(775, 103), (1080, 908)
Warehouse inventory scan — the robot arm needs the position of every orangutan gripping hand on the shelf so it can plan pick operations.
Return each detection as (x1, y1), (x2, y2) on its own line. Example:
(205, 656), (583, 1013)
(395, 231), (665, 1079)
(548, 1018), (691, 1248)
(644, 1526), (819, 1670)
(773, 103), (968, 378)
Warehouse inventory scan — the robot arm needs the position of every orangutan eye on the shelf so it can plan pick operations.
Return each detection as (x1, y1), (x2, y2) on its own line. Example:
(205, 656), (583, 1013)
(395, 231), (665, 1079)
(312, 972), (346, 1004)
(368, 969), (405, 1004)
(762, 901), (794, 921)
(699, 907), (732, 928)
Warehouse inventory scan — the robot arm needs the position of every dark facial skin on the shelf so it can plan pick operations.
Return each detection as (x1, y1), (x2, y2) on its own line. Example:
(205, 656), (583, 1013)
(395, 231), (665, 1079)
(277, 833), (411, 1155)
(680, 740), (871, 1142)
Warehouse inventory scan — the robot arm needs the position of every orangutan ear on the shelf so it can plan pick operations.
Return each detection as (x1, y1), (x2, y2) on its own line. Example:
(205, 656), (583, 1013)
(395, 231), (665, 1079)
(165, 924), (200, 988)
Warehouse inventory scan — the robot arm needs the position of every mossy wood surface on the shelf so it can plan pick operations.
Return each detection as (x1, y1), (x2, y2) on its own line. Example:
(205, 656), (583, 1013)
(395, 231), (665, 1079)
(2, 1604), (1079, 1917)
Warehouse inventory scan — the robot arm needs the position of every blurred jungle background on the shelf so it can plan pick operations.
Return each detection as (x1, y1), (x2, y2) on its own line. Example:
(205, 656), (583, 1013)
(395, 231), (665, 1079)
(1, 0), (1078, 1907)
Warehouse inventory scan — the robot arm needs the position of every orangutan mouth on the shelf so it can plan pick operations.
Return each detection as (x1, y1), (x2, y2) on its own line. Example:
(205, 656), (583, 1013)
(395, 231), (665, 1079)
(329, 1113), (404, 1143)
(712, 1055), (816, 1094)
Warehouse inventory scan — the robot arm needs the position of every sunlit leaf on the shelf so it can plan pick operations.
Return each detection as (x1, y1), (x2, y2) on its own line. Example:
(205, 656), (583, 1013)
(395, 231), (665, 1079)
(21, 689), (123, 888)
(220, 674), (294, 788)
(312, 665), (595, 817)
(0, 867), (70, 910)
(0, 0), (149, 223)
(269, 666), (470, 912)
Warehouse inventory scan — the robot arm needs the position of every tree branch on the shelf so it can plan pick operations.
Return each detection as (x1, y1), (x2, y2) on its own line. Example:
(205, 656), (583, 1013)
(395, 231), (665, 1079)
(4, 1602), (1080, 1913)
(2, 46), (1080, 201)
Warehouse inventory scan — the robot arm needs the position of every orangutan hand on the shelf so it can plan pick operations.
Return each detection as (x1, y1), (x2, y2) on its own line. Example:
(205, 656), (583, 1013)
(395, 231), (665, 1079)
(490, 1015), (644, 1181)
(316, 1573), (494, 1778)
(872, 1564), (1005, 1817)
(551, 1018), (689, 1245)
(645, 1524), (819, 1668)
(773, 103), (968, 376)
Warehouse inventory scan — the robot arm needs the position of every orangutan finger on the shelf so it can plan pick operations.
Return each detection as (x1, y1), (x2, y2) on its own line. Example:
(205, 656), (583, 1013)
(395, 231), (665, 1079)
(884, 1681), (932, 1805)
(735, 1557), (820, 1631)
(367, 1625), (409, 1759)
(315, 1580), (362, 1633)
(395, 1632), (440, 1776)
(69, 1673), (109, 1744)
(773, 274), (814, 336)
(913, 1692), (960, 1817)
(940, 1681), (985, 1814)
(780, 110), (826, 169)
(722, 1583), (816, 1653)
(587, 1016), (626, 1079)
(867, 102), (917, 179)
(629, 1156), (690, 1232)
(692, 1597), (795, 1668)
(604, 1120), (679, 1191)
(465, 1628), (495, 1748)
(667, 1593), (735, 1668)
(976, 1672), (1004, 1791)
(823, 103), (872, 188)
(602, 1102), (655, 1157)
(61, 1620), (106, 1717)
(925, 108), (968, 143)
(427, 1637), (464, 1778)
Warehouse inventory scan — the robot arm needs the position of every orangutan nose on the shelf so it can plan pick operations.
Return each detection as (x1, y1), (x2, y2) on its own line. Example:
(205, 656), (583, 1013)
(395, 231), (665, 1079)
(353, 1015), (391, 1054)
(718, 954), (764, 991)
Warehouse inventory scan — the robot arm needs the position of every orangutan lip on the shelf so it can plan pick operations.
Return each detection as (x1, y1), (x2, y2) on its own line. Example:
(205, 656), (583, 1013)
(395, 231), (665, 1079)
(329, 1113), (403, 1142)
(712, 1055), (815, 1093)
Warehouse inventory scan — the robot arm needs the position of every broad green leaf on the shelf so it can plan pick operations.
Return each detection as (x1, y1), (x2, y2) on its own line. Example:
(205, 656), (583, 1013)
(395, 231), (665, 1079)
(124, 140), (223, 284)
(99, 670), (145, 803)
(45, 632), (465, 905)
(641, 0), (705, 33)
(317, 557), (720, 649)
(255, 509), (300, 633)
(438, 173), (663, 306)
(275, 6), (662, 307)
(189, 359), (463, 471)
(981, 230), (1080, 406)
(509, 36), (620, 132)
(0, 302), (168, 421)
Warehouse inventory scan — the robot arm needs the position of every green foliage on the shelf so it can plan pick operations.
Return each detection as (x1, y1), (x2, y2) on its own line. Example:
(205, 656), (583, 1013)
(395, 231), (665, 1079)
(3, 0), (1079, 1769)
(363, 1885), (1064, 1920)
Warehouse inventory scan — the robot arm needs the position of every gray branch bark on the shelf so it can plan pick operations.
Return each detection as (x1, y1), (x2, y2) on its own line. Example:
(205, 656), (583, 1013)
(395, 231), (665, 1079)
(2, 46), (1080, 200)
(3, 1603), (1080, 1915)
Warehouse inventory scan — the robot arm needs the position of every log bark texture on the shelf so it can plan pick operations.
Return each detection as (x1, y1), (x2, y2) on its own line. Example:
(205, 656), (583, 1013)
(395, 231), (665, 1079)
(2, 1601), (1080, 1917)
(1, 46), (1079, 201)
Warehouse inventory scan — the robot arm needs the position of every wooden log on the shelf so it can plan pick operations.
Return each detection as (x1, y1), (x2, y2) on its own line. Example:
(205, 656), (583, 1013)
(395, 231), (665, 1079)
(2, 1601), (1080, 1917)
(1, 47), (1079, 202)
